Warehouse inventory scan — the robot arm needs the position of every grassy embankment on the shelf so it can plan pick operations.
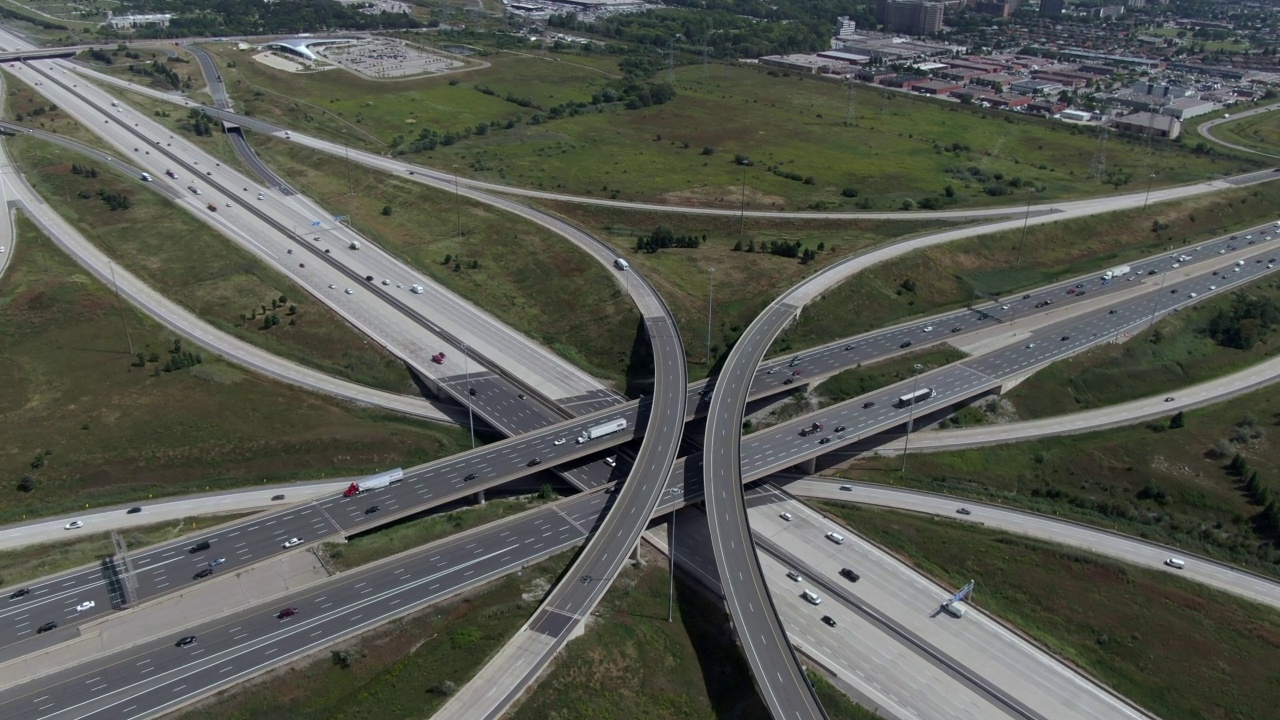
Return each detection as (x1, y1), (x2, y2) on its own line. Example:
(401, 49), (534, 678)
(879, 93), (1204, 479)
(775, 179), (1280, 354)
(541, 200), (953, 375)
(0, 215), (474, 524)
(196, 42), (1259, 211)
(322, 491), (558, 572)
(1006, 269), (1280, 417)
(819, 504), (1280, 720)
(6, 134), (415, 393)
(1208, 107), (1280, 157)
(835, 379), (1280, 578)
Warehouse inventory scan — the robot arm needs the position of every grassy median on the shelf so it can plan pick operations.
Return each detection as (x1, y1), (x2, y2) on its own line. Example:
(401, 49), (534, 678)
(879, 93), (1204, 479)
(818, 504), (1280, 720)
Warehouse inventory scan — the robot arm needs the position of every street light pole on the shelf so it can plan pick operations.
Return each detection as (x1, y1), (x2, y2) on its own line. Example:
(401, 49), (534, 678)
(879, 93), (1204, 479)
(1147, 272), (1168, 330)
(1143, 173), (1156, 211)
(1016, 194), (1033, 265)
(462, 343), (475, 450)
(738, 163), (747, 236)
(108, 261), (134, 356)
(667, 514), (677, 623)
(453, 165), (462, 239)
(706, 267), (716, 365)
(901, 363), (924, 474)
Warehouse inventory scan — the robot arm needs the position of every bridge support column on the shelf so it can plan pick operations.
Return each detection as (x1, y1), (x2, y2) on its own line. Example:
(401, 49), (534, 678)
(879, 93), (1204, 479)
(795, 456), (817, 476)
(474, 489), (486, 505)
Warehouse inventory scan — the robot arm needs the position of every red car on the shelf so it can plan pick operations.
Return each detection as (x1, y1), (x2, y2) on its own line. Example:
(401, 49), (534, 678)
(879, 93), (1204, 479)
(277, 607), (298, 619)
(431, 352), (446, 364)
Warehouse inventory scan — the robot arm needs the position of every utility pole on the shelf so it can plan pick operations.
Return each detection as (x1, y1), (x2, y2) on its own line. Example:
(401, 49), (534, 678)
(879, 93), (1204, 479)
(108, 261), (134, 356)
(1147, 272), (1168, 330)
(901, 364), (924, 474)
(738, 163), (747, 236)
(1143, 172), (1156, 211)
(706, 267), (716, 364)
(667, 515), (677, 623)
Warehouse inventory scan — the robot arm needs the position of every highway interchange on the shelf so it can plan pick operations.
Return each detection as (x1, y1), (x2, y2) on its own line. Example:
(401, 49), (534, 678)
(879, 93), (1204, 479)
(1, 33), (1279, 720)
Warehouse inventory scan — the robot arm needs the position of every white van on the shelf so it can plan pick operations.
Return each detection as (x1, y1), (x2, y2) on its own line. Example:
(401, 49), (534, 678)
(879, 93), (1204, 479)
(614, 258), (630, 271)
(942, 601), (967, 618)
(825, 531), (846, 545)
(1165, 557), (1186, 569)
(802, 590), (822, 606)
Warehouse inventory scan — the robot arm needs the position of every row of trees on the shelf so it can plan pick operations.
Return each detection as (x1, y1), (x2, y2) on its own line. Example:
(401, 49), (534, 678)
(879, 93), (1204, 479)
(185, 109), (217, 137)
(634, 226), (705, 253)
(106, 0), (420, 39)
(1228, 452), (1280, 540)
(129, 59), (185, 91)
(731, 238), (825, 263)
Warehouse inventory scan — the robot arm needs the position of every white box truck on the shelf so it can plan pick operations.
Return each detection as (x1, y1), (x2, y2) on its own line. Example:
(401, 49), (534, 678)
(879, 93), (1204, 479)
(614, 258), (630, 271)
(349, 240), (361, 250)
(1102, 265), (1130, 281)
(577, 418), (627, 443)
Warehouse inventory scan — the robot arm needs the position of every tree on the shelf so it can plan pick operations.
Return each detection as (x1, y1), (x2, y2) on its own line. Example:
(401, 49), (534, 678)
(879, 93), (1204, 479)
(1169, 411), (1185, 429)
(443, 253), (452, 266)
(381, 205), (393, 216)
(17, 475), (36, 493)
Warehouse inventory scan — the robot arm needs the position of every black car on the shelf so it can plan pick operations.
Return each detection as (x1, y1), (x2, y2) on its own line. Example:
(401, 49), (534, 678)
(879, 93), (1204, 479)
(1108, 309), (1117, 315)
(1075, 283), (1085, 289)
(862, 401), (876, 409)
(956, 508), (972, 515)
(1147, 269), (1158, 276)
(1022, 294), (1031, 299)
(528, 458), (541, 467)
(950, 326), (962, 332)
(365, 275), (375, 282)
(840, 568), (861, 582)
(272, 494), (286, 501)
(818, 437), (831, 445)
(193, 568), (214, 580)
(834, 425), (846, 432)
(468, 387), (477, 396)
(176, 636), (198, 647)
(127, 507), (142, 514)
(1060, 335), (1070, 341)
(899, 340), (913, 348)
(821, 615), (837, 628)
(37, 621), (57, 633)
(9, 588), (29, 599)
(366, 506), (379, 514)
(464, 473), (478, 481)
(783, 378), (794, 385)
(189, 540), (211, 553)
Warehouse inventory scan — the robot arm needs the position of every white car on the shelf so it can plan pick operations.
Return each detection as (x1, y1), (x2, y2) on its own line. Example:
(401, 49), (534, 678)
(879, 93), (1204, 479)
(825, 531), (846, 544)
(787, 571), (802, 582)
(75, 601), (95, 612)
(0, 246), (5, 252)
(1209, 285), (1218, 290)
(553, 438), (567, 446)
(328, 284), (336, 289)
(1188, 292), (1198, 298)
(923, 325), (933, 332)
(345, 288), (354, 294)
(282, 537), (303, 549)
(780, 512), (793, 521)
(209, 557), (226, 567)
(604, 457), (617, 467)
(64, 521), (84, 530)
(381, 279), (391, 286)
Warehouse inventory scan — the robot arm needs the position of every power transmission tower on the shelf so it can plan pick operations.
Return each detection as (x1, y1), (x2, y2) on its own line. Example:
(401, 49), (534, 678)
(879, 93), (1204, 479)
(844, 82), (856, 127)
(1090, 129), (1108, 182)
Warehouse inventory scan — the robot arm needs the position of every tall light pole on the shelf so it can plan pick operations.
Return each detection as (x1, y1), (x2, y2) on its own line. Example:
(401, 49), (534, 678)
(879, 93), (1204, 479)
(738, 162), (748, 236)
(901, 363), (924, 474)
(1016, 193), (1033, 265)
(462, 343), (475, 450)
(1143, 172), (1156, 211)
(706, 267), (716, 365)
(1147, 272), (1168, 330)
(667, 513), (677, 623)
(453, 165), (462, 239)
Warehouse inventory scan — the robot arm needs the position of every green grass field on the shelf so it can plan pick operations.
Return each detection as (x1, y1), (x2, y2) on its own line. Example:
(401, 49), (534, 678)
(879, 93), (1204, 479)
(1211, 109), (1280, 157)
(836, 379), (1280, 577)
(543, 200), (952, 375)
(776, 179), (1280, 352)
(7, 136), (416, 393)
(0, 215), (475, 524)
(198, 42), (1260, 211)
(815, 346), (967, 407)
(1007, 274), (1280, 418)
(323, 491), (557, 572)
(177, 551), (575, 720)
(818, 504), (1280, 720)
(0, 513), (253, 587)
(3, 75), (118, 152)
(245, 137), (641, 385)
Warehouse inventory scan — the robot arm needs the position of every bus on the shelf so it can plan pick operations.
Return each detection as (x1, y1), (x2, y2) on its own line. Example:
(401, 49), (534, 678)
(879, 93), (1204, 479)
(895, 387), (935, 408)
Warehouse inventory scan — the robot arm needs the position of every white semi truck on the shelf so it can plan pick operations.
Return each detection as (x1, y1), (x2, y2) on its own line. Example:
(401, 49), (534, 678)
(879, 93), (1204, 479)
(343, 468), (404, 497)
(1102, 265), (1131, 281)
(577, 418), (627, 444)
